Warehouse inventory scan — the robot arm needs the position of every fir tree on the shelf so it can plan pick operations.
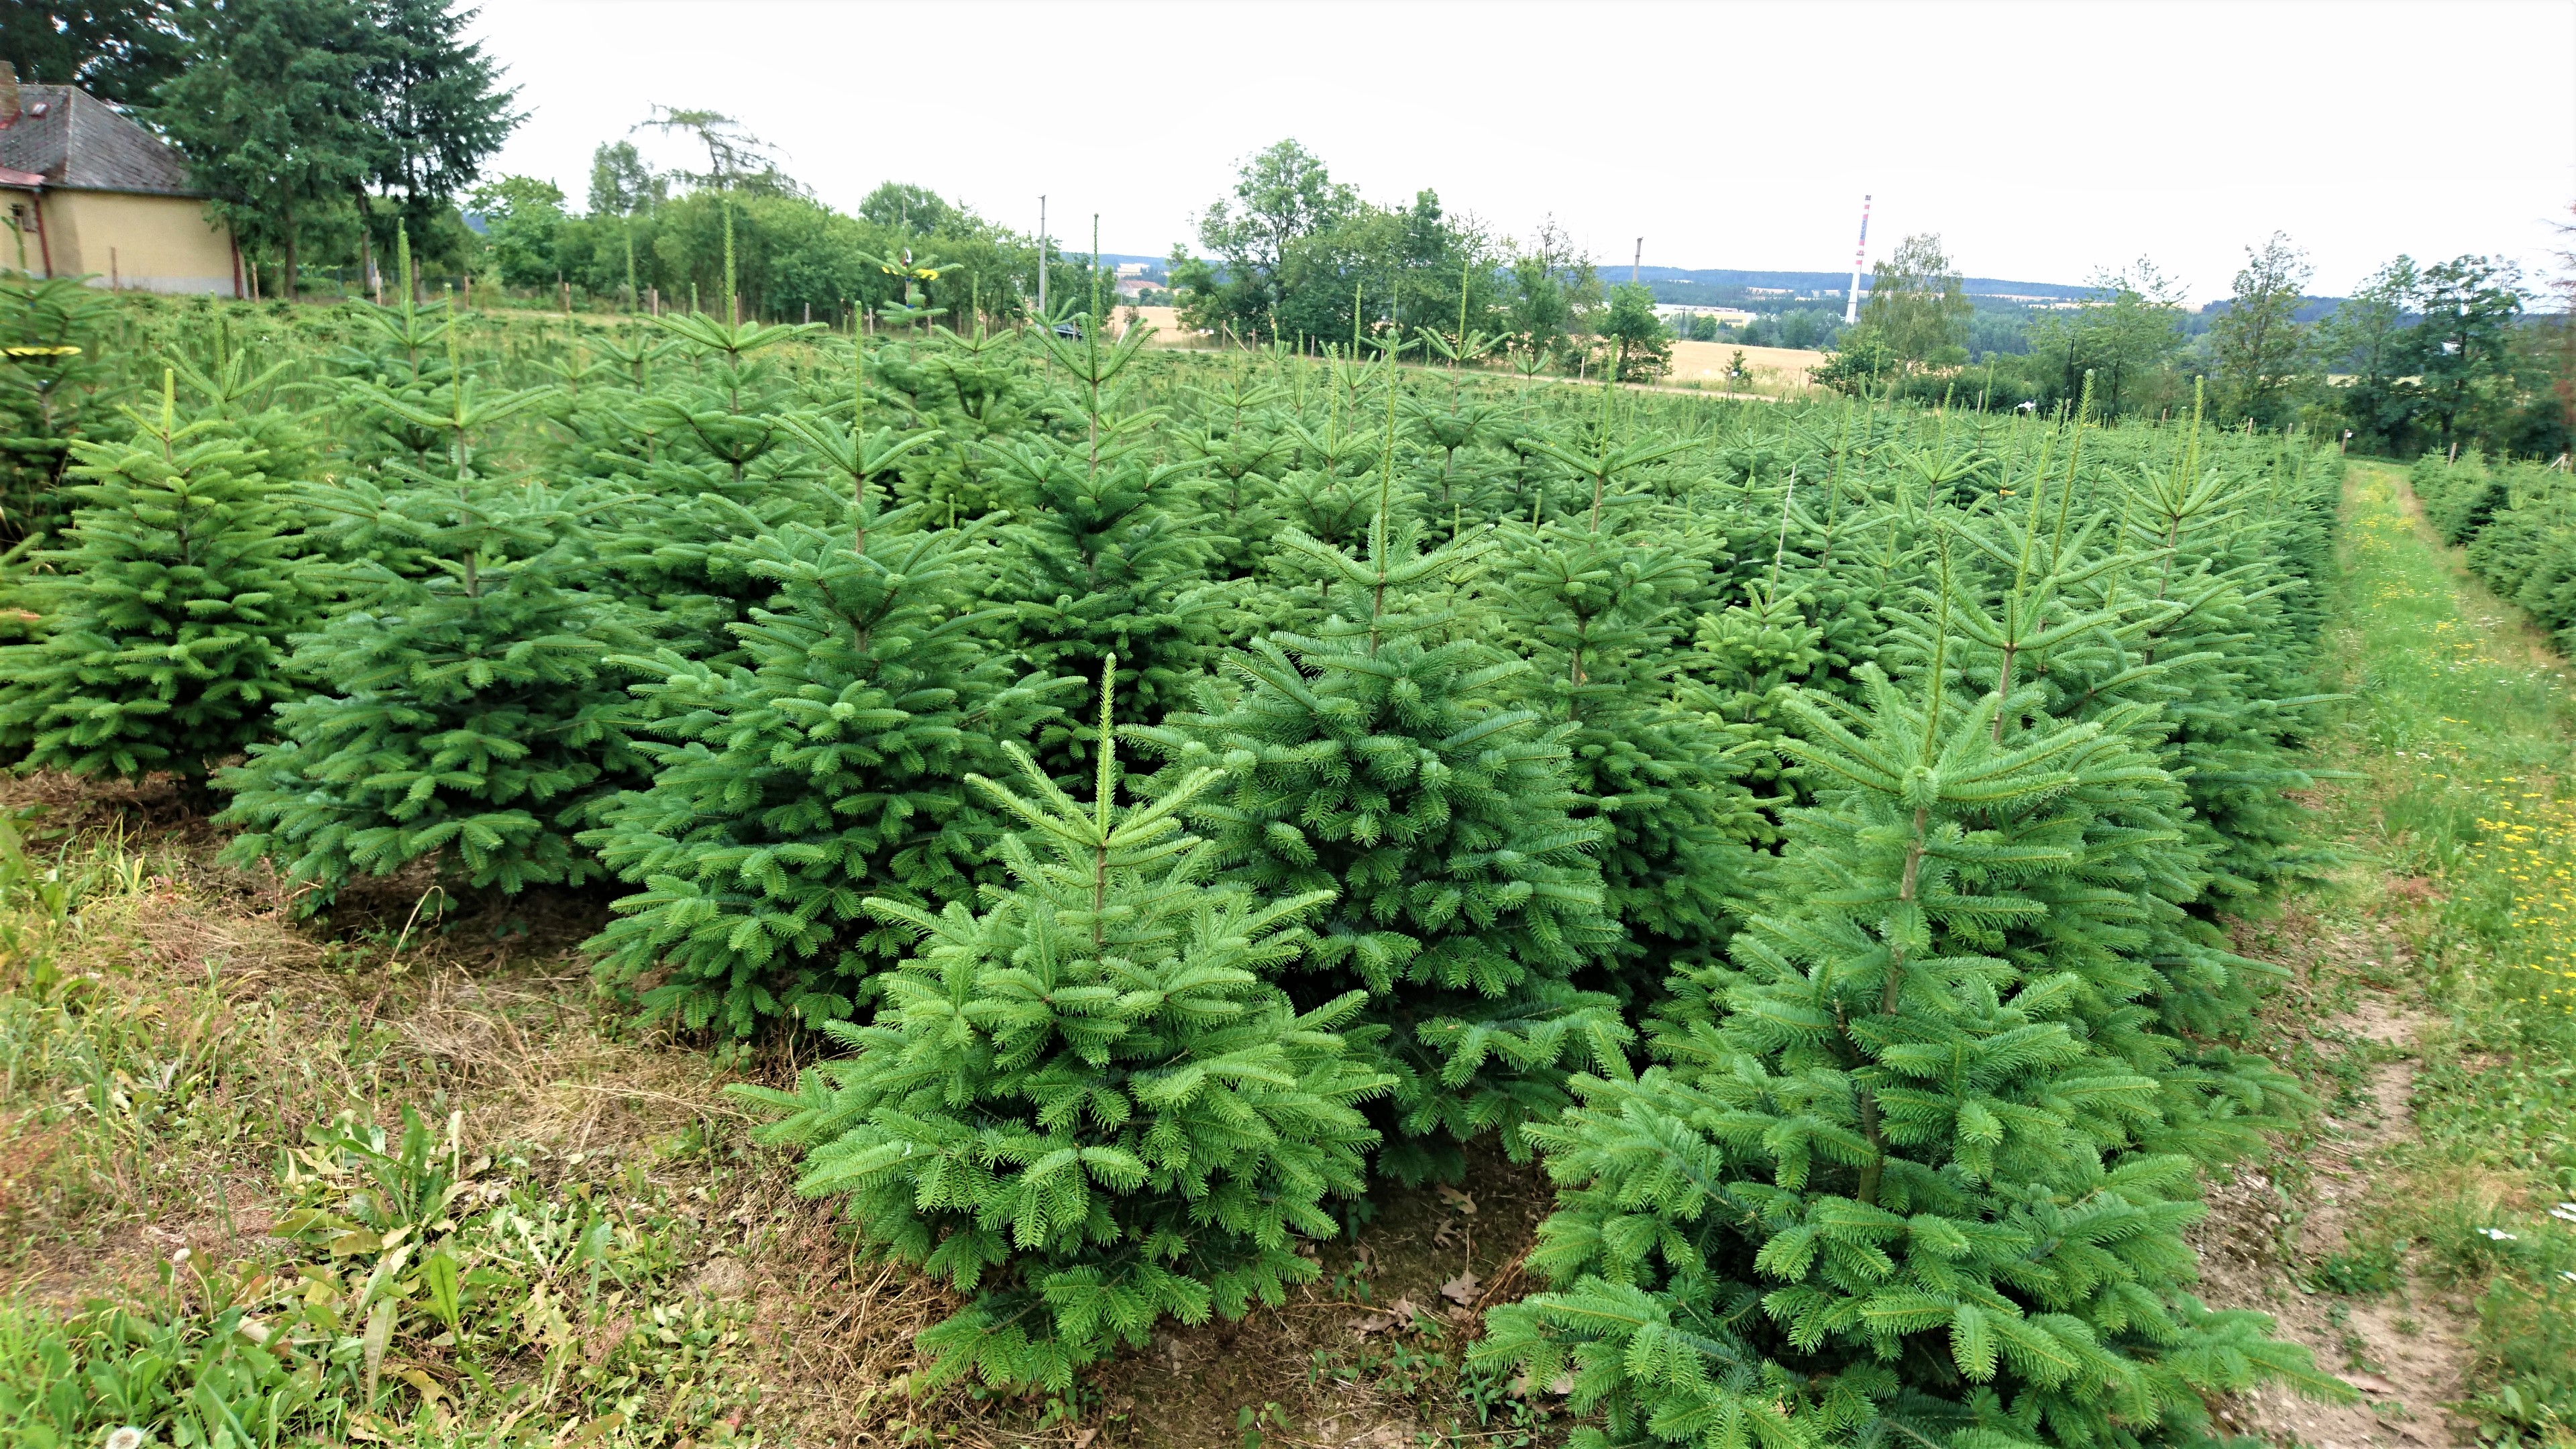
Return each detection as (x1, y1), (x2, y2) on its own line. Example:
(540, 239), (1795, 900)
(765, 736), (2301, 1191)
(2104, 398), (2334, 908)
(325, 228), (461, 475)
(737, 664), (1388, 1392)
(0, 374), (313, 788)
(989, 303), (1226, 751)
(1136, 368), (1626, 1181)
(1175, 371), (1292, 580)
(583, 433), (1077, 1035)
(217, 335), (643, 906)
(587, 214), (825, 665)
(1485, 511), (1767, 974)
(0, 273), (121, 546)
(1477, 568), (2343, 1446)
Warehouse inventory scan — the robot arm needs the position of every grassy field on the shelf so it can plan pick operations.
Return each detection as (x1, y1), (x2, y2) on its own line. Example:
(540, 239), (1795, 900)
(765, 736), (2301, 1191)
(1, 457), (2571, 1448)
(2207, 460), (2576, 1448)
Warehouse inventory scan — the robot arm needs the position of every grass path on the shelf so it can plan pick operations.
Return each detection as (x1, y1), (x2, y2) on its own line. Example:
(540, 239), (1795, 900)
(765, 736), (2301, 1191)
(2196, 461), (2576, 1448)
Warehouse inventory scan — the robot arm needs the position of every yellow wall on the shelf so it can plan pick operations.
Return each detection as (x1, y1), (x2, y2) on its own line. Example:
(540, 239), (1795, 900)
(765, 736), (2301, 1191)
(37, 191), (235, 295)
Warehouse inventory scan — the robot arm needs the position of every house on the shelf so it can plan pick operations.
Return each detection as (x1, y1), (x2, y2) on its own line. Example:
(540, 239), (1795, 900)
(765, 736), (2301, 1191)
(0, 62), (240, 294)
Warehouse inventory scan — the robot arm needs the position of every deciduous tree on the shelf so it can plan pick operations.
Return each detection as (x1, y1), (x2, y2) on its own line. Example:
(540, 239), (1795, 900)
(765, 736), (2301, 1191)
(2209, 231), (2314, 427)
(1858, 232), (1971, 369)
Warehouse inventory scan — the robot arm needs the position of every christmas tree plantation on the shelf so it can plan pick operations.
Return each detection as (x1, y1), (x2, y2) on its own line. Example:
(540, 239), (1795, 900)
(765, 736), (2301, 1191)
(0, 276), (2361, 1416)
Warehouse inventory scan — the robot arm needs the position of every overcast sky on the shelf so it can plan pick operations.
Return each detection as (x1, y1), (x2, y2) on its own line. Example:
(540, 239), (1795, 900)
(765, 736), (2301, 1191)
(468, 0), (2575, 304)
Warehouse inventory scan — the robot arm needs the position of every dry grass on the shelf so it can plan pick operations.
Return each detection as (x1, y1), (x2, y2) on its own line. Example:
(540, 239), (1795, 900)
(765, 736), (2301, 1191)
(1662, 340), (1826, 396)
(0, 772), (1590, 1446)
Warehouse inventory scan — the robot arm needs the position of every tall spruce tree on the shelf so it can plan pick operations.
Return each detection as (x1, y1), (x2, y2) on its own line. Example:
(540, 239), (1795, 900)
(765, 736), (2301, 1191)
(0, 375), (312, 788)
(738, 665), (1388, 1392)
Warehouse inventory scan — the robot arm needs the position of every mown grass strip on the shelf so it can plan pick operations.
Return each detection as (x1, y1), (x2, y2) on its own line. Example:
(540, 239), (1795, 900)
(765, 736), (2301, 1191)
(2320, 462), (2576, 1440)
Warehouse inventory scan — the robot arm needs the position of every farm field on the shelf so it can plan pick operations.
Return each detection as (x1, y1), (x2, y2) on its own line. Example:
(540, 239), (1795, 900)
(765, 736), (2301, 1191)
(1661, 340), (1829, 396)
(0, 277), (2568, 1449)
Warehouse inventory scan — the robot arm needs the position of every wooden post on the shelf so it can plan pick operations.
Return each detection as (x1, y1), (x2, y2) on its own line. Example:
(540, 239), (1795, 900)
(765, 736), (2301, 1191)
(560, 280), (571, 315)
(109, 247), (118, 290)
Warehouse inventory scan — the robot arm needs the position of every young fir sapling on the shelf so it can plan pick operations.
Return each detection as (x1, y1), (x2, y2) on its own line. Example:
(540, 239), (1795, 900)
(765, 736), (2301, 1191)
(584, 362), (1078, 1034)
(0, 374), (312, 789)
(739, 661), (1388, 1393)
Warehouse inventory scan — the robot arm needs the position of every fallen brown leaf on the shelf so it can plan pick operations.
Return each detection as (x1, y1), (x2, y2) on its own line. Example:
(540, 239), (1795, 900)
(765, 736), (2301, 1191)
(1440, 1271), (1481, 1305)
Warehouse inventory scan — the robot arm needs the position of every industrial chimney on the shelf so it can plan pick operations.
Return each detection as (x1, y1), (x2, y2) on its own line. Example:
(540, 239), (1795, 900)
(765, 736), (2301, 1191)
(1843, 195), (1872, 327)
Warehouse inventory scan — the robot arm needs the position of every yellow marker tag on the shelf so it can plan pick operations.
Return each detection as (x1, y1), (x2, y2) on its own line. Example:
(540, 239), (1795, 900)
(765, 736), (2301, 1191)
(1, 345), (83, 358)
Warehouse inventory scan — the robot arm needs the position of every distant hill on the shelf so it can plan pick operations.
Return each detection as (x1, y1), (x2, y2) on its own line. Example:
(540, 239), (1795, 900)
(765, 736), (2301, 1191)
(1630, 266), (2092, 304)
(1114, 254), (2094, 307)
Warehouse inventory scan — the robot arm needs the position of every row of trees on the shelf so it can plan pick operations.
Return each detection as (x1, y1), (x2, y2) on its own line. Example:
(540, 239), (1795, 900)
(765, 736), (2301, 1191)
(468, 133), (1113, 330)
(1170, 140), (1693, 380)
(1825, 228), (2571, 458)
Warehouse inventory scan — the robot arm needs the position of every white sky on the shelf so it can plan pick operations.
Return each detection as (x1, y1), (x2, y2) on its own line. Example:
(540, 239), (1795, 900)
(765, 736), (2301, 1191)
(469, 0), (2576, 304)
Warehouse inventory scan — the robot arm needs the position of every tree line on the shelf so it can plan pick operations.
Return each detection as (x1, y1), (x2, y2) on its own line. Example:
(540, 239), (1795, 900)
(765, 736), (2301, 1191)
(15, 3), (2563, 456)
(1826, 229), (2571, 460)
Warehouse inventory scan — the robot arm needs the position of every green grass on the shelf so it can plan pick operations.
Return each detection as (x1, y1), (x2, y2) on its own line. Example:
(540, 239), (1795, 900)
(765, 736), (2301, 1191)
(2313, 463), (2576, 1444)
(0, 820), (780, 1448)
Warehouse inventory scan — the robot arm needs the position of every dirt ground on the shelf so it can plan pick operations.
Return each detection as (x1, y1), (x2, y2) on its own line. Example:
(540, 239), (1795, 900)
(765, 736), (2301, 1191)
(2194, 903), (2481, 1448)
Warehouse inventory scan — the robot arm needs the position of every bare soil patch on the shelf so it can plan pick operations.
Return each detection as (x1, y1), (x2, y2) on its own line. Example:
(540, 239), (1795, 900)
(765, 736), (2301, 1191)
(2197, 905), (2479, 1448)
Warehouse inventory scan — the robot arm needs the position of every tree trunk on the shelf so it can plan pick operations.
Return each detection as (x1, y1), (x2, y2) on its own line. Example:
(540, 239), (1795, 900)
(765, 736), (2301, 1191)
(281, 194), (300, 300)
(353, 188), (378, 304)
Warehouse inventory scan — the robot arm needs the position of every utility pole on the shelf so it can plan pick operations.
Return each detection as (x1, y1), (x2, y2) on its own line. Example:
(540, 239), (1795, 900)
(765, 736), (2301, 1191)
(1631, 237), (1642, 287)
(1037, 195), (1048, 319)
